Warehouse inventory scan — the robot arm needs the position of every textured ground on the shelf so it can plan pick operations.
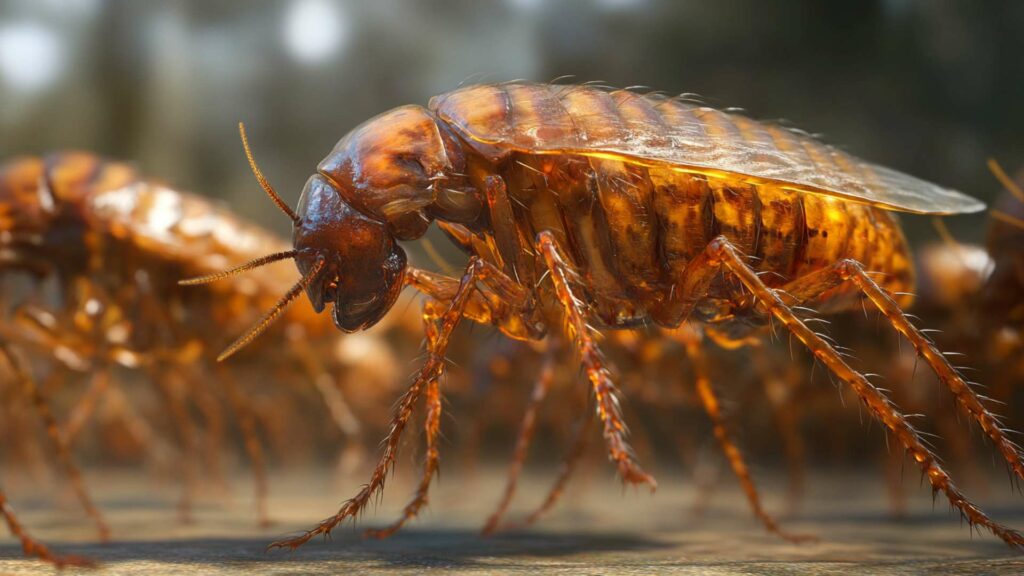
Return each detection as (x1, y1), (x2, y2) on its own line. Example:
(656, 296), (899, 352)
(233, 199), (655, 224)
(1, 467), (1022, 575)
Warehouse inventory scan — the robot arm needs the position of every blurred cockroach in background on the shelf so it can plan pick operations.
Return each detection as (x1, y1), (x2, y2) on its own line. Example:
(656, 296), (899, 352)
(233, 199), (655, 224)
(0, 152), (406, 566)
(189, 81), (1024, 550)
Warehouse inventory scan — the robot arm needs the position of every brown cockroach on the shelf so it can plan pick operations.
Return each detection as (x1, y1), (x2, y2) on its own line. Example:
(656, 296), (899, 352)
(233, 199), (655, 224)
(190, 81), (1024, 549)
(0, 152), (397, 565)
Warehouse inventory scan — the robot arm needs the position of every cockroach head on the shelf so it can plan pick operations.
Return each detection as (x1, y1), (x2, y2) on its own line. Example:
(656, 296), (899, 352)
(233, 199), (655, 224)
(293, 174), (407, 332)
(178, 123), (408, 363)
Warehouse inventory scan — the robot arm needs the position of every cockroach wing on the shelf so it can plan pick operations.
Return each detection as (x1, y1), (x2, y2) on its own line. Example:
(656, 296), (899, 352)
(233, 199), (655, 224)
(431, 82), (984, 215)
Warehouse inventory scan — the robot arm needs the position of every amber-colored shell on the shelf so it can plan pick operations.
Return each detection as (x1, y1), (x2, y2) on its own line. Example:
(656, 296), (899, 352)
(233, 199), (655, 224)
(431, 82), (982, 215)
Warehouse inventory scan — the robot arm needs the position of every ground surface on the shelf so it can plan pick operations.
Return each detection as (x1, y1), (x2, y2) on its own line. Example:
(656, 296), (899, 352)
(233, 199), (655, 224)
(1, 467), (1022, 575)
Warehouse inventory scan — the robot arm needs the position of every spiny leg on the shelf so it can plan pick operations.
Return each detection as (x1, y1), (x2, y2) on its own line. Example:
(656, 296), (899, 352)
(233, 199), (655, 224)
(363, 348), (442, 539)
(219, 366), (272, 527)
(0, 343), (110, 541)
(364, 259), (521, 538)
(688, 236), (1024, 546)
(482, 341), (557, 535)
(536, 231), (656, 489)
(783, 258), (1024, 485)
(268, 257), (490, 550)
(674, 326), (814, 543)
(0, 484), (94, 568)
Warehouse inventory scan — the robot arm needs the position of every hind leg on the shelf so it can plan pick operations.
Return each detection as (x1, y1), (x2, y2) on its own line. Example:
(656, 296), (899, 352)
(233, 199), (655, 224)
(668, 236), (1023, 545)
(781, 258), (1024, 484)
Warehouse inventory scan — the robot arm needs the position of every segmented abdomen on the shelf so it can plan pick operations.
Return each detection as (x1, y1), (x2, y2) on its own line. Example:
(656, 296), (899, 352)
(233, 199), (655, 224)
(500, 153), (913, 326)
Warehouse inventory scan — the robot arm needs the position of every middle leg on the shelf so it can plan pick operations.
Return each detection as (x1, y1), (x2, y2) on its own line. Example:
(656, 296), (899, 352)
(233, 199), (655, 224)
(536, 231), (656, 489)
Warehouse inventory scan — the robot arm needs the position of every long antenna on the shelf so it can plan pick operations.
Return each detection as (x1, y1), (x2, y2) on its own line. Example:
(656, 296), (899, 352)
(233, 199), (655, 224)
(988, 158), (1024, 204)
(178, 250), (298, 286)
(239, 122), (300, 224)
(217, 258), (325, 362)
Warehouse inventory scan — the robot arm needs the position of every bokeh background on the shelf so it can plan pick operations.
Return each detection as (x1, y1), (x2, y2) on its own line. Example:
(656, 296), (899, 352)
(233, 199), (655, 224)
(1, 0), (1023, 247)
(2, 4), (1024, 570)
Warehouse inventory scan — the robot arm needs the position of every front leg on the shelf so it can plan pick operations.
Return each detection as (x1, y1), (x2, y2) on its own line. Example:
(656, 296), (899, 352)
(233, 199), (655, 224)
(405, 259), (543, 341)
(269, 257), (513, 550)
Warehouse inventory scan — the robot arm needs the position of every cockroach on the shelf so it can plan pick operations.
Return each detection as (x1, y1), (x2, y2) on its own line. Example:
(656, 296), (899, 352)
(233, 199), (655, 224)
(0, 152), (392, 565)
(191, 82), (1024, 549)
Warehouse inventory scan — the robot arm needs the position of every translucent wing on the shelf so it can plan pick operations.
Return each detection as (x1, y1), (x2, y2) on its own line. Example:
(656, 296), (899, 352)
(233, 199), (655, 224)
(431, 82), (984, 215)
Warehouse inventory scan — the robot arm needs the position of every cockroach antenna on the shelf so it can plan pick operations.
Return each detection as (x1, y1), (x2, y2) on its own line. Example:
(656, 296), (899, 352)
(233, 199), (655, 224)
(178, 122), (317, 361)
(239, 122), (301, 224)
(178, 251), (299, 286)
(179, 254), (324, 361)
(214, 258), (324, 361)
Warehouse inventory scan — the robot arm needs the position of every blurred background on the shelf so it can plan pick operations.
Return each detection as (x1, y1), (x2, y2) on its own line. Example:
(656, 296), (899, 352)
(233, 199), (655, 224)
(2, 4), (1024, 569)
(1, 0), (1022, 245)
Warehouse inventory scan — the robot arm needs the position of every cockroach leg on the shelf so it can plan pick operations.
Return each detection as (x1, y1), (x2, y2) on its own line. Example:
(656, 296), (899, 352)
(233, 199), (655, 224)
(482, 340), (558, 535)
(752, 346), (806, 514)
(514, 407), (592, 529)
(482, 174), (535, 286)
(63, 366), (111, 446)
(674, 325), (815, 543)
(0, 342), (110, 541)
(189, 371), (230, 497)
(536, 231), (657, 490)
(691, 236), (1024, 547)
(152, 366), (198, 524)
(0, 484), (95, 568)
(290, 342), (364, 469)
(268, 257), (493, 550)
(783, 258), (1024, 485)
(219, 366), (271, 527)
(363, 361), (442, 539)
(105, 379), (174, 471)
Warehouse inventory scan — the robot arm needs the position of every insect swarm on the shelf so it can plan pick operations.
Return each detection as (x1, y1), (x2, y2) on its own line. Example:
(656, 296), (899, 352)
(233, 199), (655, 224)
(190, 81), (1024, 549)
(0, 152), (400, 566)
